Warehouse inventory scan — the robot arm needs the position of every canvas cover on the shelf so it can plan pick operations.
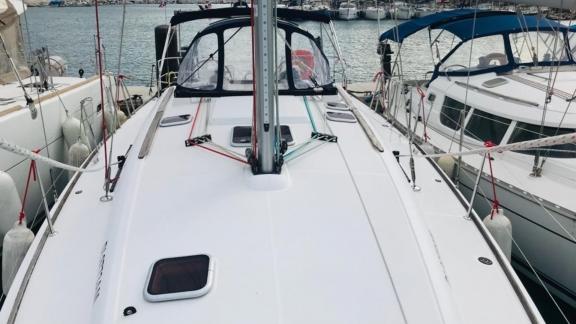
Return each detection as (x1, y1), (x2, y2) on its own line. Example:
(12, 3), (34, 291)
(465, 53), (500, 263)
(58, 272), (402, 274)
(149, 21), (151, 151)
(0, 0), (30, 84)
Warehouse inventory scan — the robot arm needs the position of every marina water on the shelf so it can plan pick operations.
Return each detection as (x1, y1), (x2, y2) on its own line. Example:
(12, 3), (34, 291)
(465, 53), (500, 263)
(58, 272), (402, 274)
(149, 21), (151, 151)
(21, 5), (576, 322)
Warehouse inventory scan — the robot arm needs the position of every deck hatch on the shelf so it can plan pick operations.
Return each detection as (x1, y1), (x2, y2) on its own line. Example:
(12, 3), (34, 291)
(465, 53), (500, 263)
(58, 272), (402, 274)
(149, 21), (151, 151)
(482, 78), (508, 88)
(144, 254), (214, 302)
(159, 114), (192, 127)
(231, 125), (294, 146)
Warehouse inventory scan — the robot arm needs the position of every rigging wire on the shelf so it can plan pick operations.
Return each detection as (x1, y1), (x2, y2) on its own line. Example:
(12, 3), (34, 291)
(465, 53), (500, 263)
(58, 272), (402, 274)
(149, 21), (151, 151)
(116, 0), (128, 100)
(250, 0), (257, 156)
(455, 2), (479, 185)
(93, 0), (110, 196)
(19, 0), (32, 62)
(456, 168), (572, 324)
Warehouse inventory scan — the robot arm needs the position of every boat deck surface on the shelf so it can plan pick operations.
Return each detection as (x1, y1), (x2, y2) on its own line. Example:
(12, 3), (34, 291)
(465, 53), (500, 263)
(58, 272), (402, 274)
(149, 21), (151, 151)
(1, 91), (536, 324)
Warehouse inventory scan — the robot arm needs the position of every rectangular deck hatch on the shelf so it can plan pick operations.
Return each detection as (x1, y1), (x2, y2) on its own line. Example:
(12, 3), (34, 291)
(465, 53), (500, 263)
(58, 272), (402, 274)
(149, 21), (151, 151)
(159, 114), (192, 127)
(231, 125), (294, 146)
(144, 254), (214, 302)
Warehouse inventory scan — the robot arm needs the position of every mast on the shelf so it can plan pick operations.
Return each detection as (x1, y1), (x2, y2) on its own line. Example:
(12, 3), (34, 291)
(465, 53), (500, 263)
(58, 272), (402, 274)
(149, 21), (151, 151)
(254, 0), (280, 174)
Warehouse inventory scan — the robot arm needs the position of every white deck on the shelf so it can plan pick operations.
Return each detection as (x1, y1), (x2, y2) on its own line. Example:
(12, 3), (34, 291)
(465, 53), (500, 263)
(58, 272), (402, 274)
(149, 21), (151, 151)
(397, 72), (576, 304)
(0, 90), (539, 323)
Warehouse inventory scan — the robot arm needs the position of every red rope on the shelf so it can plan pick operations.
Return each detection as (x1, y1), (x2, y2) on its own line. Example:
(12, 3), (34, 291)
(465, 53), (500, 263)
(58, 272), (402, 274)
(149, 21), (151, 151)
(187, 97), (203, 139)
(196, 144), (249, 165)
(372, 71), (382, 82)
(250, 0), (257, 156)
(18, 149), (40, 225)
(94, 0), (109, 182)
(484, 140), (500, 219)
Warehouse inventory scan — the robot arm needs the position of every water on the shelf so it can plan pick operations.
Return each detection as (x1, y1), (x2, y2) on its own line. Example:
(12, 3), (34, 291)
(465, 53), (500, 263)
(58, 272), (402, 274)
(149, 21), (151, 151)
(20, 5), (576, 323)
(23, 5), (392, 84)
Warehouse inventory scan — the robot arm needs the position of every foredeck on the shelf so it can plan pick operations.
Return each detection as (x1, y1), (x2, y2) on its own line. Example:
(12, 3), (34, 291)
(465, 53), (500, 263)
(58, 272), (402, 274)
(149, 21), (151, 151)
(0, 90), (537, 324)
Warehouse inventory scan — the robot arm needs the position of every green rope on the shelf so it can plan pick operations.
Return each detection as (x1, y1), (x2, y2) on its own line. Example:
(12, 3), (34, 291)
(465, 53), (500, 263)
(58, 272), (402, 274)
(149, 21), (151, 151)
(303, 96), (317, 132)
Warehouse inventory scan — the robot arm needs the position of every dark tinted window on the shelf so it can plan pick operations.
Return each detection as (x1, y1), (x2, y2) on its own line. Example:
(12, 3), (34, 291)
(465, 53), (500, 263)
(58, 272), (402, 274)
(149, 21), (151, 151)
(509, 122), (576, 158)
(465, 109), (511, 144)
(147, 255), (210, 295)
(440, 96), (471, 130)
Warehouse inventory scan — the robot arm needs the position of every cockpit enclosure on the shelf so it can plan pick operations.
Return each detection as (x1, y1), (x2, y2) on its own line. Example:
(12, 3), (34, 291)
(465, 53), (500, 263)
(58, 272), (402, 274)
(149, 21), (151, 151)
(378, 11), (575, 82)
(173, 12), (336, 97)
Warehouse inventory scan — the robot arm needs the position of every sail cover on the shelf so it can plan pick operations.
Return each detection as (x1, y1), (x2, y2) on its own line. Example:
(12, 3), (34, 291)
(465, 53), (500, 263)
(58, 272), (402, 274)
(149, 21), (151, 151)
(0, 0), (29, 84)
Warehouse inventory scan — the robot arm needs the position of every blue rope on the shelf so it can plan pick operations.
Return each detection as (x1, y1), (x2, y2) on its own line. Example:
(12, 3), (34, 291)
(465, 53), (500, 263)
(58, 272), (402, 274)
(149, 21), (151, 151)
(303, 96), (317, 133)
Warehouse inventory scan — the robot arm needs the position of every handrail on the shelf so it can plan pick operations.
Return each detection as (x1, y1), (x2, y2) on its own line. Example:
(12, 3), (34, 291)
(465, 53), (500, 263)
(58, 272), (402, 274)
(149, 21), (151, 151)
(454, 80), (540, 107)
(138, 86), (174, 159)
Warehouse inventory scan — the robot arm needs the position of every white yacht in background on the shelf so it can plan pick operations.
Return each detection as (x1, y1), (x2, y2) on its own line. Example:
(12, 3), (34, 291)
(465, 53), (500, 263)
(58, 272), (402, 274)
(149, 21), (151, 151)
(391, 2), (414, 20)
(365, 5), (387, 20)
(0, 0), (126, 242)
(0, 4), (544, 324)
(338, 1), (357, 20)
(414, 5), (435, 17)
(379, 9), (576, 308)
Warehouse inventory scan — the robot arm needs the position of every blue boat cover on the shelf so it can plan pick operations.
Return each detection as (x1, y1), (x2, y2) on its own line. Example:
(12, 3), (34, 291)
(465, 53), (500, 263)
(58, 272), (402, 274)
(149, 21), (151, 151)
(379, 10), (567, 43)
(441, 14), (569, 42)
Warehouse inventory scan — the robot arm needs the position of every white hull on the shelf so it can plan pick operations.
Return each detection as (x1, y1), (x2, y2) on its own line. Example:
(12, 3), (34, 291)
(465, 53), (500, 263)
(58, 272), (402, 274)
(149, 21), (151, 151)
(392, 7), (414, 20)
(458, 164), (576, 307)
(338, 7), (358, 20)
(384, 78), (576, 307)
(364, 8), (386, 20)
(415, 8), (435, 17)
(0, 76), (112, 232)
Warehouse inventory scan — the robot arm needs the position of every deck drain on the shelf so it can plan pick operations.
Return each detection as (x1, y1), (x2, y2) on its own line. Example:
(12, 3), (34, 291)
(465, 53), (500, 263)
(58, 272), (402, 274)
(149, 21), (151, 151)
(478, 257), (493, 265)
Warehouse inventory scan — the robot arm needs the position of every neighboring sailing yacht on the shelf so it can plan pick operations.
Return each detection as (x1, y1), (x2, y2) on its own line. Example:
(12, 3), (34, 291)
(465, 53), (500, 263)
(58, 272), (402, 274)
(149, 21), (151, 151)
(0, 3), (543, 324)
(378, 9), (576, 309)
(0, 0), (123, 246)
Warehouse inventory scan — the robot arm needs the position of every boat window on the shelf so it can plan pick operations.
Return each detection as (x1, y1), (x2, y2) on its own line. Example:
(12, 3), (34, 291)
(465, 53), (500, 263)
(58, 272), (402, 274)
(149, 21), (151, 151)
(510, 31), (569, 64)
(440, 96), (471, 130)
(291, 32), (331, 89)
(439, 35), (508, 72)
(509, 122), (576, 158)
(144, 254), (214, 302)
(222, 28), (287, 91)
(178, 33), (219, 90)
(569, 32), (576, 56)
(464, 109), (511, 144)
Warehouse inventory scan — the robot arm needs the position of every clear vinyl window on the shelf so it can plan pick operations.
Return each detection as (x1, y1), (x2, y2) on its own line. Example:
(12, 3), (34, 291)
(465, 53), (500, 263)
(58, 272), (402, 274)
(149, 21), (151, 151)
(177, 33), (219, 90)
(510, 31), (569, 64)
(291, 32), (331, 89)
(440, 35), (508, 72)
